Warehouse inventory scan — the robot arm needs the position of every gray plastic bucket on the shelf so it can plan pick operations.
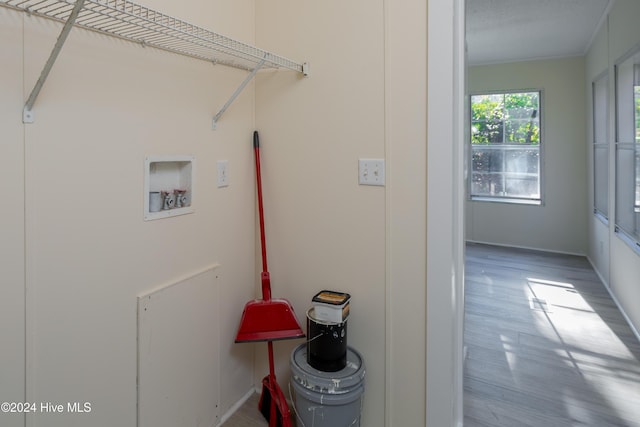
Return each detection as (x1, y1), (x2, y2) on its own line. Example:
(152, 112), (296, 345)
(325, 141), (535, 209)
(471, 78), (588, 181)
(290, 344), (365, 427)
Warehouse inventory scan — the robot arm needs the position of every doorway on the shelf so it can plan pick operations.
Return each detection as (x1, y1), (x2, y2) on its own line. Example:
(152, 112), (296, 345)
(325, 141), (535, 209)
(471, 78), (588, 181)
(461, 1), (633, 426)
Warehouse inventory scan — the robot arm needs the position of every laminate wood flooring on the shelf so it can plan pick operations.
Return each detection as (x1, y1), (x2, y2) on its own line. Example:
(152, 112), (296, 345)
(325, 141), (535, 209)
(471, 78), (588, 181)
(464, 243), (640, 427)
(221, 392), (299, 427)
(220, 393), (269, 427)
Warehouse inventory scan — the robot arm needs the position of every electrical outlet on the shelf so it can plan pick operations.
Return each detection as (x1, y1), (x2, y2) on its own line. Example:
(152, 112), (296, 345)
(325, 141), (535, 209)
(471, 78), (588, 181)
(358, 159), (385, 186)
(217, 160), (229, 187)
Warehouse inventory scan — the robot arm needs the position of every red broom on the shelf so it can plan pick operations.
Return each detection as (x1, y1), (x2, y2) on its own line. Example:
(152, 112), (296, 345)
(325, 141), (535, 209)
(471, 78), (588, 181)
(235, 131), (304, 427)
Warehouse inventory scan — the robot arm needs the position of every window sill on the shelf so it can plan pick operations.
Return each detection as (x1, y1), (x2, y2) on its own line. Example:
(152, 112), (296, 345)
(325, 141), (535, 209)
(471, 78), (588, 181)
(594, 211), (609, 226)
(470, 196), (542, 206)
(614, 227), (640, 257)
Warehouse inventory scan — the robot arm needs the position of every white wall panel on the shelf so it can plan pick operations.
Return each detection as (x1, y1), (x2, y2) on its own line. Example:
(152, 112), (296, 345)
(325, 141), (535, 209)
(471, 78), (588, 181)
(0, 8), (26, 427)
(138, 266), (220, 427)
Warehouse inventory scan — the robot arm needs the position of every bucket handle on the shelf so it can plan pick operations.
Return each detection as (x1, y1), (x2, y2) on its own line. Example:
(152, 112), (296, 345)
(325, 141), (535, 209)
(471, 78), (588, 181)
(288, 381), (307, 427)
(306, 331), (324, 344)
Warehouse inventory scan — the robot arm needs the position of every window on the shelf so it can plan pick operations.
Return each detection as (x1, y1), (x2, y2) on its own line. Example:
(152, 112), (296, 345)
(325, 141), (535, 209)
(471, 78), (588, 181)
(469, 91), (542, 204)
(615, 52), (640, 246)
(593, 74), (609, 219)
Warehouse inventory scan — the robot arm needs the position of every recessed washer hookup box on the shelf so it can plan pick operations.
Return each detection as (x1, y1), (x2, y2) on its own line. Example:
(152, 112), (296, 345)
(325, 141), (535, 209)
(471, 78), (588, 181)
(311, 290), (351, 323)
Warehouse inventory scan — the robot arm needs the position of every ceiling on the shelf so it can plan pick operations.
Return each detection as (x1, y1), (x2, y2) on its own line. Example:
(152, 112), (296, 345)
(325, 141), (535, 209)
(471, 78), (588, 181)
(466, 0), (612, 65)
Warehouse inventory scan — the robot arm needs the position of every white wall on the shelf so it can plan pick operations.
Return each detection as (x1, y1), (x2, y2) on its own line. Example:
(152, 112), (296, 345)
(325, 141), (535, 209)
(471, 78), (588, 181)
(254, 0), (428, 425)
(0, 8), (26, 427)
(1, 1), (259, 425)
(585, 0), (640, 336)
(466, 57), (588, 255)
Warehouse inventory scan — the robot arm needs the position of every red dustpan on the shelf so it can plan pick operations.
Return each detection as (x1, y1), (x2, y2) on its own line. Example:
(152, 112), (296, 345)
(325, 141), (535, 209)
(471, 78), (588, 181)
(235, 130), (304, 343)
(235, 131), (304, 427)
(235, 293), (305, 342)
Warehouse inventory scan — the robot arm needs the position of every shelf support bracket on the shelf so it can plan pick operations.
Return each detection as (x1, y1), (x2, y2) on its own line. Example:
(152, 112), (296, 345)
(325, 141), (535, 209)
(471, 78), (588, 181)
(23, 0), (86, 124)
(212, 57), (267, 130)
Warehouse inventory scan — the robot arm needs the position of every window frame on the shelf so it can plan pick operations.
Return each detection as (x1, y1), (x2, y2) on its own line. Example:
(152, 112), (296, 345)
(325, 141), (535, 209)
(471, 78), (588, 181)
(613, 46), (640, 254)
(592, 71), (610, 223)
(468, 89), (544, 205)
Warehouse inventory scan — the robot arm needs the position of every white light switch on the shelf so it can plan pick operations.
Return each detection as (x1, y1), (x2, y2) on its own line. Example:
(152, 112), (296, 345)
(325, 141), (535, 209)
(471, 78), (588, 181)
(217, 160), (229, 187)
(359, 159), (385, 186)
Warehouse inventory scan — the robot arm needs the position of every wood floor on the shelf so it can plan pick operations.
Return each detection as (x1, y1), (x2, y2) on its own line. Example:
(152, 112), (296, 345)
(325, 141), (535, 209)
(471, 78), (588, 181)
(221, 392), (302, 427)
(221, 393), (270, 427)
(222, 243), (640, 426)
(464, 243), (640, 427)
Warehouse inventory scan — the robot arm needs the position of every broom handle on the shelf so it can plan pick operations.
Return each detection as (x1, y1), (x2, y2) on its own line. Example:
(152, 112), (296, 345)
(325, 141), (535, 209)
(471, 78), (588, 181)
(254, 131), (271, 301)
(268, 341), (277, 427)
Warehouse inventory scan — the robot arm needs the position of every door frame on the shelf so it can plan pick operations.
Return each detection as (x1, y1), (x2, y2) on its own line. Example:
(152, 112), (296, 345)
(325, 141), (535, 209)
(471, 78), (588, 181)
(426, 0), (466, 425)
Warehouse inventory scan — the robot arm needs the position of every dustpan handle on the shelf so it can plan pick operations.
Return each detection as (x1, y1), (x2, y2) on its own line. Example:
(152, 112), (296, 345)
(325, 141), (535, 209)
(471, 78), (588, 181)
(254, 131), (271, 301)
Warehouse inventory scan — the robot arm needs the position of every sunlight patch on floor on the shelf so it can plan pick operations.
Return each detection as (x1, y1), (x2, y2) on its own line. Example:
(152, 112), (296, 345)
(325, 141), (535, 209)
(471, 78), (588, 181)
(500, 334), (520, 381)
(526, 277), (636, 362)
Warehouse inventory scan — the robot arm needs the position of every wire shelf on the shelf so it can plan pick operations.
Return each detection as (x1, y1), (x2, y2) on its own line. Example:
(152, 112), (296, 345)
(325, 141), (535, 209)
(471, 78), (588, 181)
(0, 0), (304, 72)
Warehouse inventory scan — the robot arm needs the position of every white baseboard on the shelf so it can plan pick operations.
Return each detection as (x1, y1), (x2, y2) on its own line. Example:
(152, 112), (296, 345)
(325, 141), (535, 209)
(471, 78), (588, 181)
(218, 388), (257, 426)
(465, 239), (586, 257)
(586, 254), (610, 290)
(586, 256), (640, 343)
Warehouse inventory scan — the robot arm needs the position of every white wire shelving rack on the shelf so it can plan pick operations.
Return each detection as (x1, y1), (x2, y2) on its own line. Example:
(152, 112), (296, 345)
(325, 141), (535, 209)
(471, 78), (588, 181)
(0, 0), (308, 125)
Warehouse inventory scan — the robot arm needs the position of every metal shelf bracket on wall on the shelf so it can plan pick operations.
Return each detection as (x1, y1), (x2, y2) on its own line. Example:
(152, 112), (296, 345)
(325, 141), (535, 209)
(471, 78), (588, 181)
(212, 58), (309, 129)
(1, 0), (308, 125)
(212, 57), (266, 130)
(22, 0), (86, 123)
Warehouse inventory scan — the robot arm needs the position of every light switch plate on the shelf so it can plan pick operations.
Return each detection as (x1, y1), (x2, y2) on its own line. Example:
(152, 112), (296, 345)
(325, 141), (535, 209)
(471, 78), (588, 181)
(217, 160), (229, 187)
(359, 159), (385, 186)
